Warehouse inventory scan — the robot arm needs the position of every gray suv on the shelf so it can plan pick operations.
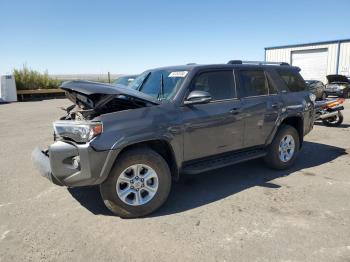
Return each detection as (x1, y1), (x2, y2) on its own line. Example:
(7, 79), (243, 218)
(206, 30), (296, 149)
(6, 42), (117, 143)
(32, 61), (315, 218)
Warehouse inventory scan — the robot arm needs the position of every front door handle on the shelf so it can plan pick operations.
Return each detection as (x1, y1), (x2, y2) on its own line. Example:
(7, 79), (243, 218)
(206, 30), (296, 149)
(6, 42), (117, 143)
(271, 103), (282, 109)
(229, 108), (241, 114)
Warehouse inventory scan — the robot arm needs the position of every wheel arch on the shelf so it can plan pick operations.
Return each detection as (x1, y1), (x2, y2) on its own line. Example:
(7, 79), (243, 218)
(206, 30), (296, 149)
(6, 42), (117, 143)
(279, 116), (304, 148)
(267, 115), (304, 149)
(113, 139), (180, 181)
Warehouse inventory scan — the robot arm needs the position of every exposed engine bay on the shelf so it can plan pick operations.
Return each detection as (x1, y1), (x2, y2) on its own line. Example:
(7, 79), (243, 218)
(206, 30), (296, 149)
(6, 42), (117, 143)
(60, 93), (152, 120)
(59, 80), (160, 120)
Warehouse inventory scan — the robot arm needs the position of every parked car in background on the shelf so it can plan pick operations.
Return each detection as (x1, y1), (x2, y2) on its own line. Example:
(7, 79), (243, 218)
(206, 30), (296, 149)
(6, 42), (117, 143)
(305, 80), (326, 100)
(112, 75), (138, 86)
(32, 61), (315, 218)
(325, 75), (350, 98)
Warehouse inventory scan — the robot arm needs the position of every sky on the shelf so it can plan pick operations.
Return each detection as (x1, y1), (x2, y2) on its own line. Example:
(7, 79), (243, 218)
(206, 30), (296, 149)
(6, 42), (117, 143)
(1, 0), (350, 75)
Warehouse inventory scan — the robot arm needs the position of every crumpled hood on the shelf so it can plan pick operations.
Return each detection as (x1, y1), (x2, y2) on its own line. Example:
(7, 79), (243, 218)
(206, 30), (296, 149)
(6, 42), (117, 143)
(60, 80), (160, 109)
(326, 75), (349, 84)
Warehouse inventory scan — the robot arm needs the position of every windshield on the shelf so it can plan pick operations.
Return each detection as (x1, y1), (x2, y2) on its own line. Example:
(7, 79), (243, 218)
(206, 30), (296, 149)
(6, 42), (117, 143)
(129, 69), (188, 100)
(113, 76), (137, 86)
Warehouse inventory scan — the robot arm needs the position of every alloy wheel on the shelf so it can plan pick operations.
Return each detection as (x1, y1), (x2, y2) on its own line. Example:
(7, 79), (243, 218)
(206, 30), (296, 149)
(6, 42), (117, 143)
(116, 164), (159, 206)
(278, 135), (295, 162)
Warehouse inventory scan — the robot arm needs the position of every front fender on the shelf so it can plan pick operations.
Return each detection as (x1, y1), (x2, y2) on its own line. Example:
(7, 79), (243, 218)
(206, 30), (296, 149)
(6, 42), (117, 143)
(90, 104), (183, 175)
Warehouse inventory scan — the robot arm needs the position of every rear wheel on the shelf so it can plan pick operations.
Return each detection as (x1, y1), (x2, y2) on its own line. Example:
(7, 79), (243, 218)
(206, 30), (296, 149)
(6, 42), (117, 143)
(264, 125), (300, 170)
(322, 111), (344, 127)
(100, 147), (171, 218)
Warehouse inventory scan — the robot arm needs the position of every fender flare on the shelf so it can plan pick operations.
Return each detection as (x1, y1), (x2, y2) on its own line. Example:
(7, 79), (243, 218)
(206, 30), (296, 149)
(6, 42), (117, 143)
(96, 136), (182, 184)
(266, 113), (304, 148)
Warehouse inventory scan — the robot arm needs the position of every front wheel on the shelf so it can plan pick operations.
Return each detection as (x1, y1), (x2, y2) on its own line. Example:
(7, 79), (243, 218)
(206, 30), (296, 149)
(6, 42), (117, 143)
(264, 125), (300, 170)
(100, 147), (171, 218)
(322, 111), (344, 127)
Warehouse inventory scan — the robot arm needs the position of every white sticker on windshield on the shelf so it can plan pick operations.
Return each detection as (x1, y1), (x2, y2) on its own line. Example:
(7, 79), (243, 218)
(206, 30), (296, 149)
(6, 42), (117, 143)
(168, 71), (188, 78)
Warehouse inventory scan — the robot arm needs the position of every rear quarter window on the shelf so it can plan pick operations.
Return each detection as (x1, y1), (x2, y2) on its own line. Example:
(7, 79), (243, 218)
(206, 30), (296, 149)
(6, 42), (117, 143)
(277, 69), (306, 92)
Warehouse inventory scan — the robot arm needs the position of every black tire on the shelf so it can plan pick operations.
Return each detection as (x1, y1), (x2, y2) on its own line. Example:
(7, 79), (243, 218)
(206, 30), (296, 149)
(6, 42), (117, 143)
(100, 147), (171, 218)
(322, 111), (344, 127)
(264, 125), (300, 170)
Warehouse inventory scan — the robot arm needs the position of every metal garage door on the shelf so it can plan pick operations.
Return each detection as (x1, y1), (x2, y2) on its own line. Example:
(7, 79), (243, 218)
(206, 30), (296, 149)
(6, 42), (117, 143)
(291, 49), (328, 82)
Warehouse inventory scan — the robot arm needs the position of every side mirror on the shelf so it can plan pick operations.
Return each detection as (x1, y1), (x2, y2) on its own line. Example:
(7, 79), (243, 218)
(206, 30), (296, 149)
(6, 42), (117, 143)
(184, 91), (212, 105)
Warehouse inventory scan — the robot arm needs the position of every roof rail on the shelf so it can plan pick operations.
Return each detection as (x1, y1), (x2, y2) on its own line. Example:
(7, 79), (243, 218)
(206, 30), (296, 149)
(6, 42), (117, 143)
(227, 60), (290, 66)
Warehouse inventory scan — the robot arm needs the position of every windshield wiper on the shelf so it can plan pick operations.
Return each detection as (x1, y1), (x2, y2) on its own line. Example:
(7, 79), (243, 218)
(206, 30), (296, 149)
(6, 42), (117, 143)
(158, 73), (164, 100)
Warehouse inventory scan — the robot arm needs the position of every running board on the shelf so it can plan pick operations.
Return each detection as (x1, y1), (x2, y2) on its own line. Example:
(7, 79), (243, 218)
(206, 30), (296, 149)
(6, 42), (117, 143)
(182, 149), (267, 175)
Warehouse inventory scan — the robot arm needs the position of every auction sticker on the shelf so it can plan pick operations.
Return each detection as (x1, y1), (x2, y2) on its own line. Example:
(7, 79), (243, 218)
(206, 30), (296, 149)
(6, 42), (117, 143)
(168, 71), (188, 78)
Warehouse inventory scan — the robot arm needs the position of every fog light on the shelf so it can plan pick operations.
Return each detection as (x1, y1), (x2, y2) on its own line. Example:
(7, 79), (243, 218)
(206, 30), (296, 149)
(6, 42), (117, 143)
(72, 156), (80, 169)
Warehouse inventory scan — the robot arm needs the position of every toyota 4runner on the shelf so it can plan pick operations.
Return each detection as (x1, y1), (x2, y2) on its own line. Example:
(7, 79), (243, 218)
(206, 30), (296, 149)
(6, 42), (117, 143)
(32, 61), (315, 218)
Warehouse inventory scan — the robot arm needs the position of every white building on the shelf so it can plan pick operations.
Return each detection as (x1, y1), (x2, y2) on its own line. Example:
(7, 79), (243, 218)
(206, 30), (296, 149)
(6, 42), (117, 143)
(265, 39), (350, 83)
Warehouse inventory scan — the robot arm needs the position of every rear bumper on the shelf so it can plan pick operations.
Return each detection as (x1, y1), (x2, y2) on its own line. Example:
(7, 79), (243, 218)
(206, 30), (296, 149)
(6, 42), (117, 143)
(32, 141), (118, 187)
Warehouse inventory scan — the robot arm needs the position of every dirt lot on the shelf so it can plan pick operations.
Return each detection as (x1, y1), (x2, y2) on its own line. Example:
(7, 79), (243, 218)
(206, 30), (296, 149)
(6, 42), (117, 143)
(0, 98), (350, 262)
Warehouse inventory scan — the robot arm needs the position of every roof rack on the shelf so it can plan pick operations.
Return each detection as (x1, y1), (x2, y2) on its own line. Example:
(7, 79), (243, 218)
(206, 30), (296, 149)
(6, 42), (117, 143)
(227, 60), (290, 66)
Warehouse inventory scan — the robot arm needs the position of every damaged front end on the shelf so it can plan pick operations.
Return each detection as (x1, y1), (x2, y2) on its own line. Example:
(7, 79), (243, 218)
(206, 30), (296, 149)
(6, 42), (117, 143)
(59, 80), (159, 120)
(32, 141), (110, 187)
(32, 80), (160, 187)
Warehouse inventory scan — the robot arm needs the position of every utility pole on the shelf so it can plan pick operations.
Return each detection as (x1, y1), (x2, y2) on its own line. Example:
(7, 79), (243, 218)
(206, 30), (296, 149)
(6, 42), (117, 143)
(108, 72), (111, 83)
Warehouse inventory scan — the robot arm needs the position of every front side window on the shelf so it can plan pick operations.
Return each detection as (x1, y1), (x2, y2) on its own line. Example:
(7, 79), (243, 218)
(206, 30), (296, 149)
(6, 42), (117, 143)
(277, 69), (306, 92)
(191, 70), (235, 100)
(238, 70), (269, 97)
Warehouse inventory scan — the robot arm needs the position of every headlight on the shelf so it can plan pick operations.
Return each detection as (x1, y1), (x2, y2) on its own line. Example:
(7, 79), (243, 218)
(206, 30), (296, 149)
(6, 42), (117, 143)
(53, 121), (103, 143)
(309, 93), (316, 103)
(339, 85), (347, 90)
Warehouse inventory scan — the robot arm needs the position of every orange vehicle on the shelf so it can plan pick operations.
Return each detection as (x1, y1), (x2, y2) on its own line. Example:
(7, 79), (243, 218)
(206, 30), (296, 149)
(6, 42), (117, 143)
(315, 98), (345, 126)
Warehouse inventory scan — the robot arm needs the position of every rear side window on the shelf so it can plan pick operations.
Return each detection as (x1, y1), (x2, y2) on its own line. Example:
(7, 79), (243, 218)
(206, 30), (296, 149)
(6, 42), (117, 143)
(238, 70), (269, 97)
(192, 70), (235, 100)
(277, 69), (306, 92)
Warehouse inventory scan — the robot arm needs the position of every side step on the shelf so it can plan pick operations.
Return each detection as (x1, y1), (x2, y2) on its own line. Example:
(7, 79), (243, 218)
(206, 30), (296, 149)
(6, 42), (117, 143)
(182, 149), (267, 175)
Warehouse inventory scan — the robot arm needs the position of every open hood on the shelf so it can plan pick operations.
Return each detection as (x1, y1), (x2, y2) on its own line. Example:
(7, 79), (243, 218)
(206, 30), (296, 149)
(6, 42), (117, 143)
(326, 75), (349, 84)
(60, 80), (160, 109)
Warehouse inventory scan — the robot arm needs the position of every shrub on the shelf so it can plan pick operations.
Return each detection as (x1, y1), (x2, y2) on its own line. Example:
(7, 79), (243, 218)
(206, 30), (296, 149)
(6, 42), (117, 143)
(13, 65), (61, 90)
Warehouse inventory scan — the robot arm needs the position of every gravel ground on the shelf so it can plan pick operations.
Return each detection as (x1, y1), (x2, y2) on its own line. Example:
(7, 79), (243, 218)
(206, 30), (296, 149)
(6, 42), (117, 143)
(0, 98), (350, 262)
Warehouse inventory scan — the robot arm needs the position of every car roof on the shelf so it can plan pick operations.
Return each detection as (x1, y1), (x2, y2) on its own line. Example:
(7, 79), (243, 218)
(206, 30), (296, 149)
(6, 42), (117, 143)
(149, 63), (300, 72)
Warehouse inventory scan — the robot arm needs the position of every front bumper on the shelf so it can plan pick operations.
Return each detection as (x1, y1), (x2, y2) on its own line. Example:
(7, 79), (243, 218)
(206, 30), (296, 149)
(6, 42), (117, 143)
(32, 148), (62, 185)
(32, 141), (116, 187)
